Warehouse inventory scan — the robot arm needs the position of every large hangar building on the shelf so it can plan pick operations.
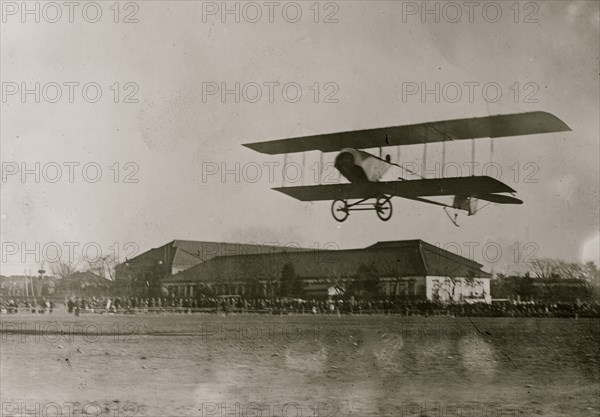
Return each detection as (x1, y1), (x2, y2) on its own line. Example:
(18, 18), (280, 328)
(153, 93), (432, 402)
(114, 239), (308, 296)
(161, 240), (492, 303)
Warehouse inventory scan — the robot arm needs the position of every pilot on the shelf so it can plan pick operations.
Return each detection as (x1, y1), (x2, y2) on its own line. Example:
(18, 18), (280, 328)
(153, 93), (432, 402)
(385, 154), (391, 163)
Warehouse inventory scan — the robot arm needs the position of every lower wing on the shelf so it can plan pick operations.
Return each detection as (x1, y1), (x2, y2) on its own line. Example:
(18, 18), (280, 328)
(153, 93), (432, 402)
(272, 176), (520, 203)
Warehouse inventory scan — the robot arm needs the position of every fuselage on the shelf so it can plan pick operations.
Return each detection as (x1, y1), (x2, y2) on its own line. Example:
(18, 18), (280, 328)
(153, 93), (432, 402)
(334, 148), (392, 183)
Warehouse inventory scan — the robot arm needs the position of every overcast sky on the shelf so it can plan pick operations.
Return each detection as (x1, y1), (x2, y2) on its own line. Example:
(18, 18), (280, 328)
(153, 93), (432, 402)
(1, 0), (599, 276)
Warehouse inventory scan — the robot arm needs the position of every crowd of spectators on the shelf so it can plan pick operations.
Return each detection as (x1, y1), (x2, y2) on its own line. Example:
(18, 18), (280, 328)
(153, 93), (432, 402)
(0, 297), (55, 314)
(2, 296), (599, 318)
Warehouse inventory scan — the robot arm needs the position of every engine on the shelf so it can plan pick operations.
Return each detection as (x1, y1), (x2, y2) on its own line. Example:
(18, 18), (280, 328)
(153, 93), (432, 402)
(334, 148), (392, 182)
(334, 149), (369, 182)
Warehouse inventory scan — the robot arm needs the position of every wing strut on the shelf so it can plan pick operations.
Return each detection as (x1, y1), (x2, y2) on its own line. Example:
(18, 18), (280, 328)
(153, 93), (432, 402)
(427, 123), (456, 178)
(319, 152), (324, 184)
(471, 138), (476, 175)
(282, 153), (288, 187)
(486, 102), (493, 163)
(443, 207), (460, 227)
(442, 138), (447, 178)
(422, 125), (429, 173)
(392, 161), (425, 180)
(301, 152), (306, 185)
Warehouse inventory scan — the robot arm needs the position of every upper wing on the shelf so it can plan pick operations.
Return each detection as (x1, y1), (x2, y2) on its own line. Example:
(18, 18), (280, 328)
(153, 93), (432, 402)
(244, 111), (571, 155)
(273, 176), (516, 201)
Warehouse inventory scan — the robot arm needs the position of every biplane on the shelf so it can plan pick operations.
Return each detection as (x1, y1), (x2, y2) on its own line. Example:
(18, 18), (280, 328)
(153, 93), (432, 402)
(243, 111), (570, 225)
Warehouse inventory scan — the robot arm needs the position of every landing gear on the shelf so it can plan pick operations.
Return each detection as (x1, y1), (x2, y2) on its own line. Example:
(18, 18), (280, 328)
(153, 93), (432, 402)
(330, 196), (393, 222)
(375, 196), (393, 221)
(331, 199), (350, 222)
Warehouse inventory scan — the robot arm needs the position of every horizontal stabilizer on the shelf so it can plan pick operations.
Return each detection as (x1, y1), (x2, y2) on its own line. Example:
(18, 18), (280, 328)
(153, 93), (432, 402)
(475, 194), (523, 204)
(244, 111), (571, 155)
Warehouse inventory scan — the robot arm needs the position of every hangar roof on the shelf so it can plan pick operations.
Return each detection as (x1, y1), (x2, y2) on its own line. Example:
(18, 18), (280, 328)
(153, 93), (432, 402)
(116, 239), (309, 274)
(164, 240), (490, 284)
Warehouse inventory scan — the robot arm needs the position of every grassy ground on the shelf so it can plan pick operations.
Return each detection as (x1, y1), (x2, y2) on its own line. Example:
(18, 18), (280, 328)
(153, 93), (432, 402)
(1, 313), (599, 417)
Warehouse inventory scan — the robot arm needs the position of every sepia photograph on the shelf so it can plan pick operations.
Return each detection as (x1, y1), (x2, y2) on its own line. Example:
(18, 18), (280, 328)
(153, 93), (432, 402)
(1, 1), (599, 416)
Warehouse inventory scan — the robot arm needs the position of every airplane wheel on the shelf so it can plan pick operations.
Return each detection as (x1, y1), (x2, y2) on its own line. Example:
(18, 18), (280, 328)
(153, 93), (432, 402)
(331, 199), (349, 222)
(375, 197), (393, 221)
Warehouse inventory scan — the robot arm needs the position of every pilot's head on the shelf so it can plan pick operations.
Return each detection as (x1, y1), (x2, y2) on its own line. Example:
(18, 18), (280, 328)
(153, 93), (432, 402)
(385, 154), (391, 162)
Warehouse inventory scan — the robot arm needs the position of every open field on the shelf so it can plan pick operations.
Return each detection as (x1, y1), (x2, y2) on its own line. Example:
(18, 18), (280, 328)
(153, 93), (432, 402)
(1, 313), (599, 417)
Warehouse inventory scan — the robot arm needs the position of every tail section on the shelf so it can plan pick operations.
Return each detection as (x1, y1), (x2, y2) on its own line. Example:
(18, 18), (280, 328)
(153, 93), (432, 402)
(453, 194), (523, 215)
(453, 196), (478, 216)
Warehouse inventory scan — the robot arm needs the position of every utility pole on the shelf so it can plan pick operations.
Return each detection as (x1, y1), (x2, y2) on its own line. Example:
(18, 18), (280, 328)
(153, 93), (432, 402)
(38, 266), (46, 297)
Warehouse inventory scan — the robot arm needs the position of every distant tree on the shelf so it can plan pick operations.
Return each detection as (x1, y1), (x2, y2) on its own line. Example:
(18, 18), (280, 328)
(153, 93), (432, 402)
(554, 261), (585, 281)
(583, 262), (600, 289)
(529, 258), (558, 280)
(528, 258), (560, 299)
(218, 258), (242, 296)
(246, 277), (261, 298)
(494, 262), (600, 303)
(464, 272), (480, 299)
(491, 273), (523, 299)
(517, 272), (537, 301)
(434, 266), (466, 303)
(280, 263), (303, 298)
(319, 262), (353, 296)
(86, 254), (117, 281)
(50, 259), (80, 297)
(528, 258), (597, 301)
(352, 263), (380, 298)
(245, 252), (282, 298)
(50, 259), (79, 280)
(54, 269), (111, 298)
(375, 257), (407, 297)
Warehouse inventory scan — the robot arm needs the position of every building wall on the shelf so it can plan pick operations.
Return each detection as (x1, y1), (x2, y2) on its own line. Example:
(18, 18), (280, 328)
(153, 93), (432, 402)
(379, 276), (426, 297)
(425, 276), (491, 303)
(164, 280), (278, 298)
(164, 276), (492, 302)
